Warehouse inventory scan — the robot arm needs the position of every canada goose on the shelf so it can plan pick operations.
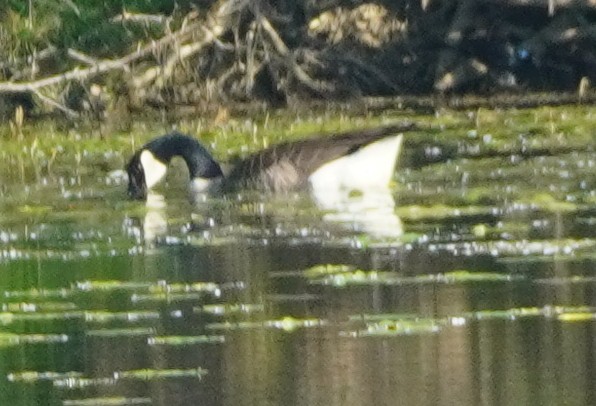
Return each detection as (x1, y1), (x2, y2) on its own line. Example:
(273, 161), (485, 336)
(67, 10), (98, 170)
(125, 123), (415, 200)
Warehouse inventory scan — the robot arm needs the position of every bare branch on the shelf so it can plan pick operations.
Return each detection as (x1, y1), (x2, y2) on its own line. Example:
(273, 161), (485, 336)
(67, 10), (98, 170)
(31, 89), (79, 118)
(259, 17), (335, 94)
(67, 49), (99, 66)
(0, 18), (206, 99)
(132, 0), (246, 89)
(259, 18), (289, 55)
(112, 10), (167, 25)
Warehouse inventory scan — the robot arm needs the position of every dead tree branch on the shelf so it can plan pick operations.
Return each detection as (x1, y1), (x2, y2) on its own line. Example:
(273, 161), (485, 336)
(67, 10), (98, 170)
(259, 17), (336, 95)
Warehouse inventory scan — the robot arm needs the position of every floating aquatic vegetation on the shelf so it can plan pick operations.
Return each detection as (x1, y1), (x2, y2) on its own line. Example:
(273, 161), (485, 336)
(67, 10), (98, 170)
(62, 397), (151, 406)
(17, 205), (53, 215)
(427, 238), (596, 258)
(0, 311), (82, 325)
(0, 332), (68, 347)
(114, 366), (207, 380)
(8, 370), (83, 383)
(343, 305), (596, 338)
(10, 366), (207, 392)
(303, 264), (354, 278)
(0, 248), (94, 262)
(265, 293), (321, 302)
(4, 287), (71, 300)
(148, 281), (223, 295)
(207, 316), (327, 332)
(83, 311), (160, 323)
(187, 234), (246, 247)
(515, 193), (577, 213)
(53, 377), (117, 389)
(131, 292), (210, 304)
(468, 307), (544, 321)
(0, 301), (77, 312)
(349, 313), (425, 322)
(0, 309), (160, 326)
(196, 303), (264, 316)
(266, 317), (327, 331)
(74, 280), (155, 292)
(2, 280), (231, 310)
(395, 204), (490, 221)
(471, 305), (596, 321)
(498, 250), (596, 264)
(86, 327), (156, 338)
(557, 312), (596, 322)
(306, 265), (519, 287)
(535, 275), (596, 285)
(147, 335), (225, 346)
(474, 221), (532, 239)
(344, 318), (443, 337)
(437, 270), (520, 283)
(311, 270), (387, 287)
(471, 223), (488, 238)
(75, 279), (226, 298)
(74, 279), (209, 293)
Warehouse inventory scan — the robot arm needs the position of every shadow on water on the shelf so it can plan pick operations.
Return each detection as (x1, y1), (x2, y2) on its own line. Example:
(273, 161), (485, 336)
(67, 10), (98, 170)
(0, 108), (595, 406)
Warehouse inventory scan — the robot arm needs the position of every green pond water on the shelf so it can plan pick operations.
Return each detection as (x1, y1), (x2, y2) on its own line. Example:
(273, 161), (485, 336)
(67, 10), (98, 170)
(0, 106), (594, 406)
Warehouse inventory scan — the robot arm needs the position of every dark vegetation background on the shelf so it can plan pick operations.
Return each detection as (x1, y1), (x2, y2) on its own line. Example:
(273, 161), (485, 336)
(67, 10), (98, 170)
(1, 0), (596, 122)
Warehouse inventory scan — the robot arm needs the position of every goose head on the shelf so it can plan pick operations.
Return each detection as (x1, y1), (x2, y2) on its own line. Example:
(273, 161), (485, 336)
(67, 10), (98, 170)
(126, 132), (223, 200)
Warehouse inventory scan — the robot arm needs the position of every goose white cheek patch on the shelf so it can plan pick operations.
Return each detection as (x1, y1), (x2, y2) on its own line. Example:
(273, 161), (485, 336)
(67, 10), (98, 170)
(140, 150), (168, 189)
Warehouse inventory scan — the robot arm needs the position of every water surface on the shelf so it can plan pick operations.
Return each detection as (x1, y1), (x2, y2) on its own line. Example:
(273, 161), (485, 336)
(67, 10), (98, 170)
(0, 107), (595, 406)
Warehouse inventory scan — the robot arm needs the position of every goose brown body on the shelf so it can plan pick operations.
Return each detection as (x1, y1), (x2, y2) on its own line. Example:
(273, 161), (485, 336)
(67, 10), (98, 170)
(222, 123), (415, 192)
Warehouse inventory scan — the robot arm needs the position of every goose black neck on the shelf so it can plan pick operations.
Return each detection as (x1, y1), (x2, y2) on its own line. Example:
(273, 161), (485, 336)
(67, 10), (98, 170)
(145, 132), (223, 179)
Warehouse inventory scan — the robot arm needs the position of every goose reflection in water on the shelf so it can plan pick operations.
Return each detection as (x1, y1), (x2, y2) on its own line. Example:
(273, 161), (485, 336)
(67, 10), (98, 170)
(137, 188), (403, 246)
